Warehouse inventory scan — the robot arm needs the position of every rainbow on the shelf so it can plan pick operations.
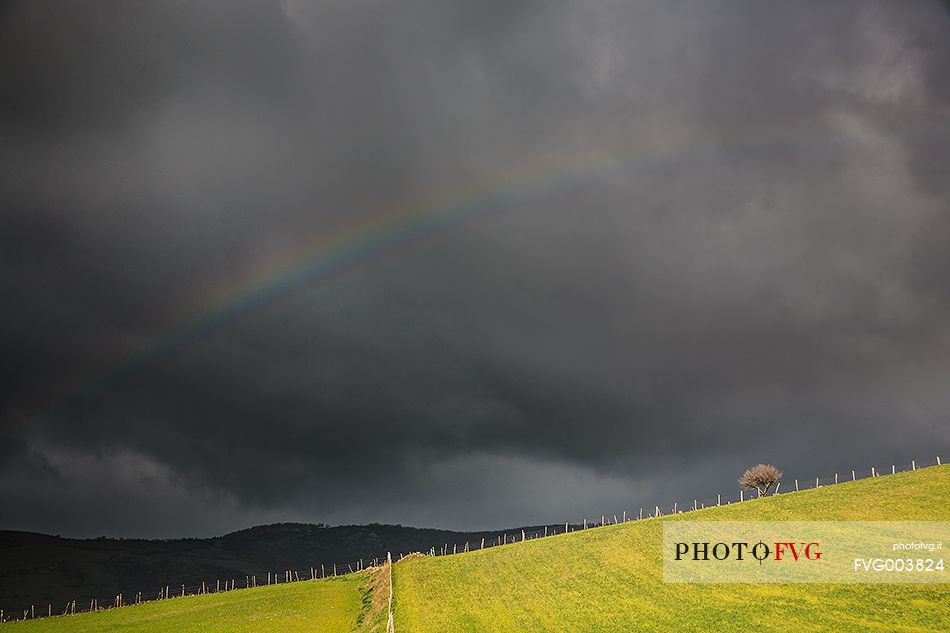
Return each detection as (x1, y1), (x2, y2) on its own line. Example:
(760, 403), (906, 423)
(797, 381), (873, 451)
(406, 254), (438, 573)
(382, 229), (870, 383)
(58, 129), (794, 407)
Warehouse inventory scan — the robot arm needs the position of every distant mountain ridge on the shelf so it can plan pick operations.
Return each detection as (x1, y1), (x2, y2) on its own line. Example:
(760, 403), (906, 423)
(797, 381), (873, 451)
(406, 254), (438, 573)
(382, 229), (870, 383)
(0, 521), (566, 614)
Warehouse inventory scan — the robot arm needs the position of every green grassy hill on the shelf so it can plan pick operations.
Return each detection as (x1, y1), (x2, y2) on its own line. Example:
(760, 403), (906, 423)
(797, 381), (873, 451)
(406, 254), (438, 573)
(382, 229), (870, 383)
(393, 465), (949, 632)
(0, 522), (562, 615)
(7, 569), (388, 633)
(7, 466), (947, 632)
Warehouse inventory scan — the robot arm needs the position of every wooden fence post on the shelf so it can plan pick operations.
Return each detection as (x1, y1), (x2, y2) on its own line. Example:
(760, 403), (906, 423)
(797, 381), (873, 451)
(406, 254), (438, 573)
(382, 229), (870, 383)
(912, 460), (916, 470)
(852, 469), (855, 481)
(834, 473), (838, 484)
(937, 456), (941, 466)
(717, 494), (721, 506)
(740, 490), (744, 502)
(623, 510), (627, 522)
(871, 466), (876, 477)
(639, 507), (644, 520)
(673, 502), (677, 513)
(386, 552), (394, 633)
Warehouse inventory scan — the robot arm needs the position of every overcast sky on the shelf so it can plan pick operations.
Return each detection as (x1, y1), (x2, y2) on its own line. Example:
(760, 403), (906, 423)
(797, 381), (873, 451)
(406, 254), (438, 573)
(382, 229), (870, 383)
(1, 0), (948, 538)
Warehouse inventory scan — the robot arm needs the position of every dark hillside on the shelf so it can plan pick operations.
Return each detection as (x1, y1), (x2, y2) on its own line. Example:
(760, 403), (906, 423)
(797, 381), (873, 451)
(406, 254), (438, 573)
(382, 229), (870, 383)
(0, 522), (566, 614)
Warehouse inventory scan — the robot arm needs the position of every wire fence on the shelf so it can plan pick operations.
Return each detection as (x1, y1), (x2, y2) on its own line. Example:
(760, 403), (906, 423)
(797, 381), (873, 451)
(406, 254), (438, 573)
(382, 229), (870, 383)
(0, 556), (383, 624)
(2, 455), (943, 625)
(411, 457), (944, 558)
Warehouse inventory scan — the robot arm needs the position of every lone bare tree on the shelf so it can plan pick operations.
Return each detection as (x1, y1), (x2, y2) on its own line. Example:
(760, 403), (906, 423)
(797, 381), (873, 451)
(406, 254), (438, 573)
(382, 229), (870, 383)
(738, 464), (782, 496)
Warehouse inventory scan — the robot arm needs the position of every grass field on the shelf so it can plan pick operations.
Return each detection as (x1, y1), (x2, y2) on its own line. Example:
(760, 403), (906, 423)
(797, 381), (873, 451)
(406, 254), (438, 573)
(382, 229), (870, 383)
(6, 573), (366, 633)
(7, 466), (947, 632)
(393, 465), (950, 633)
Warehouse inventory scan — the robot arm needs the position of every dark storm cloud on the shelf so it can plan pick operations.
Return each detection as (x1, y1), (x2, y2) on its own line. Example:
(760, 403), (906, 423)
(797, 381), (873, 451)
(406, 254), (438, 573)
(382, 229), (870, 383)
(1, 0), (948, 537)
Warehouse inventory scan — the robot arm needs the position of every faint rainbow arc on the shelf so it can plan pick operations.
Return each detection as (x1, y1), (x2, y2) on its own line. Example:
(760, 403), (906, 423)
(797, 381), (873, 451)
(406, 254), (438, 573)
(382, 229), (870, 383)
(62, 130), (792, 404)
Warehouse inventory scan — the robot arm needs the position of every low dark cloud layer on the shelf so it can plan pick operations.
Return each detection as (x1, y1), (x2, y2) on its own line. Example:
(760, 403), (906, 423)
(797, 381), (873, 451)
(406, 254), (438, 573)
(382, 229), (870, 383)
(2, 1), (949, 537)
